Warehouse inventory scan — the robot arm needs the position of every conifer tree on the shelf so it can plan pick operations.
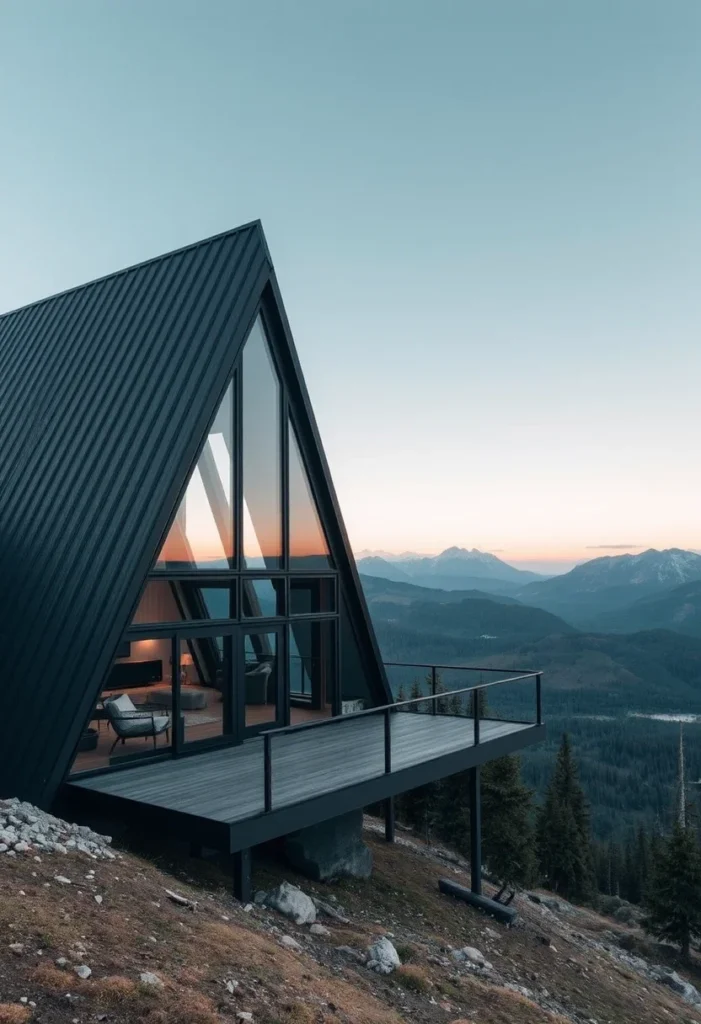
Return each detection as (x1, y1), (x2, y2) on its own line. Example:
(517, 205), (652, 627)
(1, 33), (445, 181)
(537, 733), (594, 902)
(482, 754), (536, 888)
(409, 679), (424, 711)
(644, 820), (701, 960)
(436, 771), (471, 855)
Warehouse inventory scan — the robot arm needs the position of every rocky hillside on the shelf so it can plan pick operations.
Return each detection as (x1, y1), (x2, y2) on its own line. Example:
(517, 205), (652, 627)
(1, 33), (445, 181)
(0, 798), (700, 1024)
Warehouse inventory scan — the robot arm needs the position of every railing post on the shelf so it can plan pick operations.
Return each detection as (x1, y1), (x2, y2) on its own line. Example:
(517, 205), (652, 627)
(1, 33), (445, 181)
(474, 687), (481, 745)
(264, 732), (272, 812)
(384, 706), (392, 773)
(431, 665), (437, 715)
(536, 673), (543, 726)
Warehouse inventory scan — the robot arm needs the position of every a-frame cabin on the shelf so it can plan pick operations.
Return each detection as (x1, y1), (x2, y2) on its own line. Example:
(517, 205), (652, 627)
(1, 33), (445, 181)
(0, 222), (545, 899)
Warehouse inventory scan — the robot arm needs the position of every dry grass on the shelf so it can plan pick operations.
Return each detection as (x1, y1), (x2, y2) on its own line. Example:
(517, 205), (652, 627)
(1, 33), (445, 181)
(0, 1006), (31, 1024)
(91, 974), (139, 1003)
(2, 830), (701, 1024)
(395, 964), (431, 993)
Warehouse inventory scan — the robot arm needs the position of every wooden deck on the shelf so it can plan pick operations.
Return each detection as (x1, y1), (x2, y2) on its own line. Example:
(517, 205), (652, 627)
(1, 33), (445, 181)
(67, 714), (537, 830)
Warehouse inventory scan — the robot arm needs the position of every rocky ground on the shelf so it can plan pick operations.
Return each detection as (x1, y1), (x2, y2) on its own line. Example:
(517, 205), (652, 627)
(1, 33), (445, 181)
(0, 799), (700, 1023)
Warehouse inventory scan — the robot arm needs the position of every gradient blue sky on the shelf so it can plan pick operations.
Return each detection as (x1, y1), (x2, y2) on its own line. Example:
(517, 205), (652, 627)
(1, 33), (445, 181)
(1, 1), (699, 573)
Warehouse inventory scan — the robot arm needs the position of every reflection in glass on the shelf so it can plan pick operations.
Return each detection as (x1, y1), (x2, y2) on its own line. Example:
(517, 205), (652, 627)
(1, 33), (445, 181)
(340, 597), (372, 710)
(289, 577), (335, 616)
(242, 578), (283, 618)
(180, 635), (230, 744)
(244, 631), (278, 728)
(243, 318), (281, 568)
(289, 620), (335, 713)
(155, 382), (233, 570)
(131, 581), (232, 624)
(289, 421), (332, 570)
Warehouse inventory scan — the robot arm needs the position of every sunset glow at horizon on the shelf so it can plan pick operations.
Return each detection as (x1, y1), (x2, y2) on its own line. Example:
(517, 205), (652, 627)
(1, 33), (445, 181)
(1, 3), (699, 568)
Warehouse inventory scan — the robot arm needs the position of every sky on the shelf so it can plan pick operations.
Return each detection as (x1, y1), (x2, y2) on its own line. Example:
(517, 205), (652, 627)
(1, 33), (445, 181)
(1, 1), (700, 575)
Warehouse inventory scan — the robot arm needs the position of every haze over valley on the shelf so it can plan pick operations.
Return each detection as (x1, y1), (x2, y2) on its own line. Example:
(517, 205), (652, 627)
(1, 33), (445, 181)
(357, 545), (701, 839)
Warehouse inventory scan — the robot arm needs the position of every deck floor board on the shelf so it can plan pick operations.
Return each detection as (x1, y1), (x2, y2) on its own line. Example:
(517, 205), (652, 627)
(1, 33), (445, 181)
(69, 715), (532, 824)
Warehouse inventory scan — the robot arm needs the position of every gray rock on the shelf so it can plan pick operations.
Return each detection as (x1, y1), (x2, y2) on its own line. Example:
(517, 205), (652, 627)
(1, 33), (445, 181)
(264, 881), (316, 925)
(451, 945), (492, 970)
(284, 810), (372, 881)
(310, 923), (331, 937)
(54, 875), (72, 885)
(366, 936), (401, 974)
(280, 934), (303, 951)
(335, 945), (365, 962)
(652, 967), (701, 1007)
(74, 965), (92, 979)
(139, 971), (164, 988)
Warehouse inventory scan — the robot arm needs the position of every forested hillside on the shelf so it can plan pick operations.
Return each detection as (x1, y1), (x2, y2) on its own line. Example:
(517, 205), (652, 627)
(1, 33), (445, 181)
(362, 573), (701, 840)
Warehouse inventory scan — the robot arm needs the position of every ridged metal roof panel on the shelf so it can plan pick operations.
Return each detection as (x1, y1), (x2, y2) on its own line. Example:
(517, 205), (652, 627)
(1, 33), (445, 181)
(0, 223), (271, 803)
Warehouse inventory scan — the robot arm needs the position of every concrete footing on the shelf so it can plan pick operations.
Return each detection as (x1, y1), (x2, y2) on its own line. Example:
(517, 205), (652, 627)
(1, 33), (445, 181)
(284, 809), (372, 881)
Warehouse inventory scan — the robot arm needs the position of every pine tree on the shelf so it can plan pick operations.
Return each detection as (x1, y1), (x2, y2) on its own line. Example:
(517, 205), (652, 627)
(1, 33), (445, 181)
(537, 733), (595, 902)
(482, 754), (536, 889)
(409, 679), (424, 712)
(400, 781), (442, 844)
(644, 821), (701, 960)
(436, 771), (471, 856)
(448, 691), (464, 717)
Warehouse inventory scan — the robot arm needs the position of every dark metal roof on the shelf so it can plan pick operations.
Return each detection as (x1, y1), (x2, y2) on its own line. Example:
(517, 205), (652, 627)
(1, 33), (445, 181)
(0, 222), (389, 807)
(0, 224), (270, 803)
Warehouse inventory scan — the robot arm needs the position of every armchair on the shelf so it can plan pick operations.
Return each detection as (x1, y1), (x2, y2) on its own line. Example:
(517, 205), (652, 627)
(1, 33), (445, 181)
(103, 693), (171, 754)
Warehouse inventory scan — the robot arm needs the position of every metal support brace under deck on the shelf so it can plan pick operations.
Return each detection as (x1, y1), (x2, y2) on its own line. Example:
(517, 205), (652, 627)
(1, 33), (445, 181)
(232, 848), (252, 903)
(469, 766), (482, 895)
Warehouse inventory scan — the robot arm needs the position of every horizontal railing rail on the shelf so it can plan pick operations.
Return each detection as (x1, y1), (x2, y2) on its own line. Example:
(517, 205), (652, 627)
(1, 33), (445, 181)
(262, 662), (543, 813)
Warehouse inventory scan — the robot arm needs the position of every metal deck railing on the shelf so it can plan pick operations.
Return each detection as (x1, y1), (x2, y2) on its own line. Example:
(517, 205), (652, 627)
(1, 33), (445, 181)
(262, 662), (543, 813)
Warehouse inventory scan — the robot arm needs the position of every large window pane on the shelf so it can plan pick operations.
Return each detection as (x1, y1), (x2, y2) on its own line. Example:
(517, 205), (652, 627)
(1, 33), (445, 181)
(131, 580), (233, 624)
(244, 631), (279, 728)
(289, 421), (332, 570)
(155, 382), (233, 570)
(289, 577), (336, 615)
(243, 318), (281, 568)
(289, 620), (335, 715)
(242, 577), (284, 618)
(340, 597), (374, 712)
(71, 636), (173, 775)
(180, 635), (231, 745)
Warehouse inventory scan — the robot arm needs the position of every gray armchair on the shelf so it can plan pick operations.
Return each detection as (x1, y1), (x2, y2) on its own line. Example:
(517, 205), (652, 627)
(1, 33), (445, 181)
(244, 662), (273, 705)
(104, 693), (170, 754)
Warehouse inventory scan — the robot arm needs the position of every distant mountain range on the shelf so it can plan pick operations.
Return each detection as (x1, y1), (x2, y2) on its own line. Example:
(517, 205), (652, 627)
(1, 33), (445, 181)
(519, 548), (701, 625)
(357, 546), (701, 633)
(357, 546), (547, 593)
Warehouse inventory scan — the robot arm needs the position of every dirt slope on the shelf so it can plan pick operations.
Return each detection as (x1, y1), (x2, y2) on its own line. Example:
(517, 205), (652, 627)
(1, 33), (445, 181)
(0, 816), (699, 1024)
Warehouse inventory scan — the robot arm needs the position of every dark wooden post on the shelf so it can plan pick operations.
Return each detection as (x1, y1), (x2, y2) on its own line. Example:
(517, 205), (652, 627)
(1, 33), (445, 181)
(469, 766), (482, 895)
(232, 848), (252, 903)
(384, 797), (395, 842)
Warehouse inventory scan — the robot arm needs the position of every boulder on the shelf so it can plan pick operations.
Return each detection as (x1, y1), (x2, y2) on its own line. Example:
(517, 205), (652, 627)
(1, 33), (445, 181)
(284, 810), (372, 882)
(366, 936), (401, 974)
(652, 968), (701, 1007)
(451, 945), (492, 970)
(264, 881), (316, 925)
